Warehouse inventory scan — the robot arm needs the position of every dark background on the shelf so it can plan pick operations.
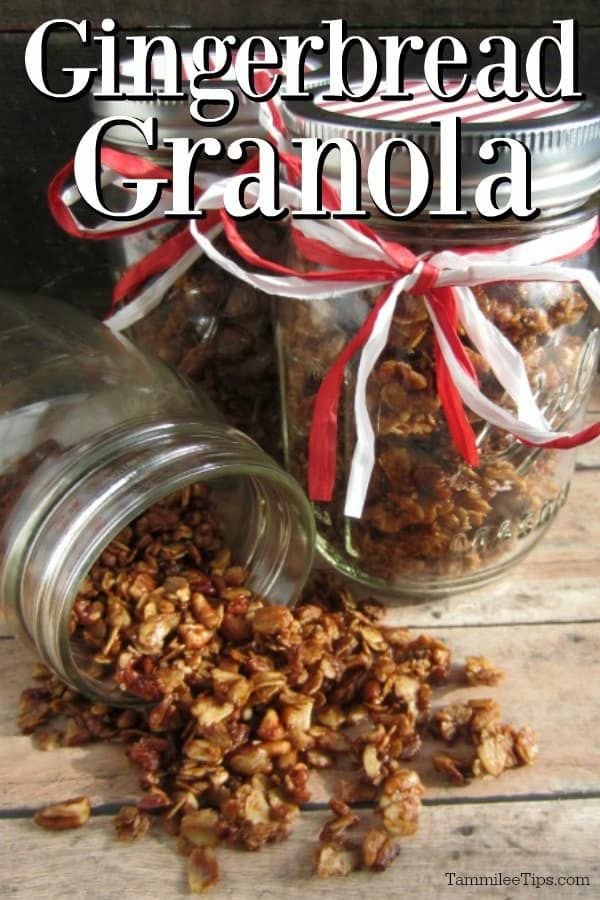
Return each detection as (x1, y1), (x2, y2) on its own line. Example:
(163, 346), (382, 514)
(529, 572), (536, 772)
(1, 1), (598, 317)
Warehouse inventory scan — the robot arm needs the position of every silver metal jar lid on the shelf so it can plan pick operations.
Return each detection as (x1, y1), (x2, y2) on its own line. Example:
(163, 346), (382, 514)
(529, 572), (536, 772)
(90, 52), (326, 154)
(282, 80), (600, 214)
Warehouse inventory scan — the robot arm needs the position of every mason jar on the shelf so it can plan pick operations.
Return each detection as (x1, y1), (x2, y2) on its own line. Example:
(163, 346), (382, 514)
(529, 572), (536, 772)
(0, 292), (315, 702)
(275, 84), (600, 598)
(86, 55), (325, 460)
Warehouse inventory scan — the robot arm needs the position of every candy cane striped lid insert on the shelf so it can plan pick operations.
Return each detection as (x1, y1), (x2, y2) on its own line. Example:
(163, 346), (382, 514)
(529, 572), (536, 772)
(316, 80), (580, 124)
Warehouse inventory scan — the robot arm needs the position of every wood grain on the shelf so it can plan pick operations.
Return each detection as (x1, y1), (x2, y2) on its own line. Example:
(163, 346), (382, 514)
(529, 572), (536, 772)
(2, 621), (599, 809)
(1, 799), (598, 899)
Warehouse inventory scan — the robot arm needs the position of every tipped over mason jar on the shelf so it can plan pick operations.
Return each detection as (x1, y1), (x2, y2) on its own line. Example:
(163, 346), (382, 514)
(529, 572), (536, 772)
(0, 293), (315, 704)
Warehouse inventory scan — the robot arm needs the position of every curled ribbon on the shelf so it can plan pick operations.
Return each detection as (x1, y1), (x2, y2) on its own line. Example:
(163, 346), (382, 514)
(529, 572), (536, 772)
(47, 147), (256, 332)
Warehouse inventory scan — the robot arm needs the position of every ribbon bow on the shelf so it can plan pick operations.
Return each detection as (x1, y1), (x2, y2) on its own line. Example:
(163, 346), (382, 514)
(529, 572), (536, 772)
(190, 174), (600, 516)
(47, 87), (600, 519)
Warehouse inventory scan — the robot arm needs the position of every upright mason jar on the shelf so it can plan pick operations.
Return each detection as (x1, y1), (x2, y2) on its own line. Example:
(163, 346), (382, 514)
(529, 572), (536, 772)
(276, 84), (600, 598)
(0, 293), (315, 702)
(88, 55), (324, 460)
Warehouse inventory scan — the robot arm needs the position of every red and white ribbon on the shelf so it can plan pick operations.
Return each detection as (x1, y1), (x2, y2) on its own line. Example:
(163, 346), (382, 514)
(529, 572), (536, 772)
(48, 90), (600, 520)
(47, 147), (256, 332)
(189, 174), (600, 517)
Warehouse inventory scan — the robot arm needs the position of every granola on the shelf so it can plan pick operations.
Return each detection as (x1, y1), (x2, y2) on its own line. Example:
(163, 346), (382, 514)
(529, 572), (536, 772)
(21, 486), (536, 890)
(277, 264), (595, 586)
(430, 697), (539, 782)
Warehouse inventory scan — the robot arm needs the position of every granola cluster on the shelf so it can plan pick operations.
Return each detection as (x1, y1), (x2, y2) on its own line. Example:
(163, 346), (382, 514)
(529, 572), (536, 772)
(22, 485), (537, 892)
(121, 219), (287, 458)
(431, 698), (537, 785)
(278, 271), (593, 584)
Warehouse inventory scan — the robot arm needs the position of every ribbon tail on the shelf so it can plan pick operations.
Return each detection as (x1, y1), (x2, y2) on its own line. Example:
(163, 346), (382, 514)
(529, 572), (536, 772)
(518, 421), (600, 450)
(435, 337), (480, 467)
(454, 286), (550, 430)
(105, 232), (215, 332)
(428, 288), (480, 467)
(111, 210), (222, 309)
(427, 295), (600, 453)
(308, 287), (393, 502)
(345, 278), (410, 517)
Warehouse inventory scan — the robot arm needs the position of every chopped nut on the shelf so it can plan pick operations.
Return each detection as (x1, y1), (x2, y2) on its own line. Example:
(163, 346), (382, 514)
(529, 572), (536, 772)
(34, 796), (91, 830)
(430, 702), (474, 743)
(114, 805), (150, 841)
(513, 726), (539, 765)
(316, 843), (359, 878)
(361, 828), (401, 870)
(432, 751), (471, 786)
(228, 744), (273, 776)
(252, 605), (295, 636)
(319, 800), (360, 844)
(180, 810), (220, 848)
(464, 656), (504, 686)
(474, 728), (513, 777)
(377, 770), (424, 837)
(188, 847), (219, 893)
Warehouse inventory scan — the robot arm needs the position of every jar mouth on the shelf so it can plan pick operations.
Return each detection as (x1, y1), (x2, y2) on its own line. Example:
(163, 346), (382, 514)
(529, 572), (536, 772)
(7, 419), (315, 705)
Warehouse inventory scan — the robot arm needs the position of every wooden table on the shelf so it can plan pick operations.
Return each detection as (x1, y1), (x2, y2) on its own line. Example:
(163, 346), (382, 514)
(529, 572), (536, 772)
(1, 388), (598, 899)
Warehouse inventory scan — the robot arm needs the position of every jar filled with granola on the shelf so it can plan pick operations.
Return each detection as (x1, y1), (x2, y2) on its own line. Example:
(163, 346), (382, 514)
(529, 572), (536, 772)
(0, 292), (315, 702)
(275, 84), (600, 598)
(84, 55), (323, 460)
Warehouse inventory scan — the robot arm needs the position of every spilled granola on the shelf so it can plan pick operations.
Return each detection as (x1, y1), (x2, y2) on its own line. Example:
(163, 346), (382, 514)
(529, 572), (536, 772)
(21, 485), (537, 891)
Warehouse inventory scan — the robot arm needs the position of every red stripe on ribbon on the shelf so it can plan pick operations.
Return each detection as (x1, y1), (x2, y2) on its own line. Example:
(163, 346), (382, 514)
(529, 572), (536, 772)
(519, 421), (600, 450)
(308, 287), (394, 500)
(112, 223), (194, 307)
(47, 151), (175, 241)
(428, 287), (480, 467)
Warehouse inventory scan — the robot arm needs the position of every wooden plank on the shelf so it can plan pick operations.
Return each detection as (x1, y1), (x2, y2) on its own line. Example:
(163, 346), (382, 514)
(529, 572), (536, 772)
(1, 621), (599, 809)
(2, 0), (599, 29)
(1, 799), (599, 899)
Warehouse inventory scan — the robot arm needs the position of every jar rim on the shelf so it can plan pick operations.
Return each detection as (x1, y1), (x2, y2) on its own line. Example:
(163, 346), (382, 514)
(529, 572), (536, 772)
(5, 419), (315, 704)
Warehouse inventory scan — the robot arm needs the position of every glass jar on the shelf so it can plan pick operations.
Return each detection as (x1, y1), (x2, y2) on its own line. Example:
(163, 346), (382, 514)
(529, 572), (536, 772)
(0, 292), (315, 701)
(275, 85), (600, 598)
(105, 182), (288, 459)
(87, 55), (323, 460)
